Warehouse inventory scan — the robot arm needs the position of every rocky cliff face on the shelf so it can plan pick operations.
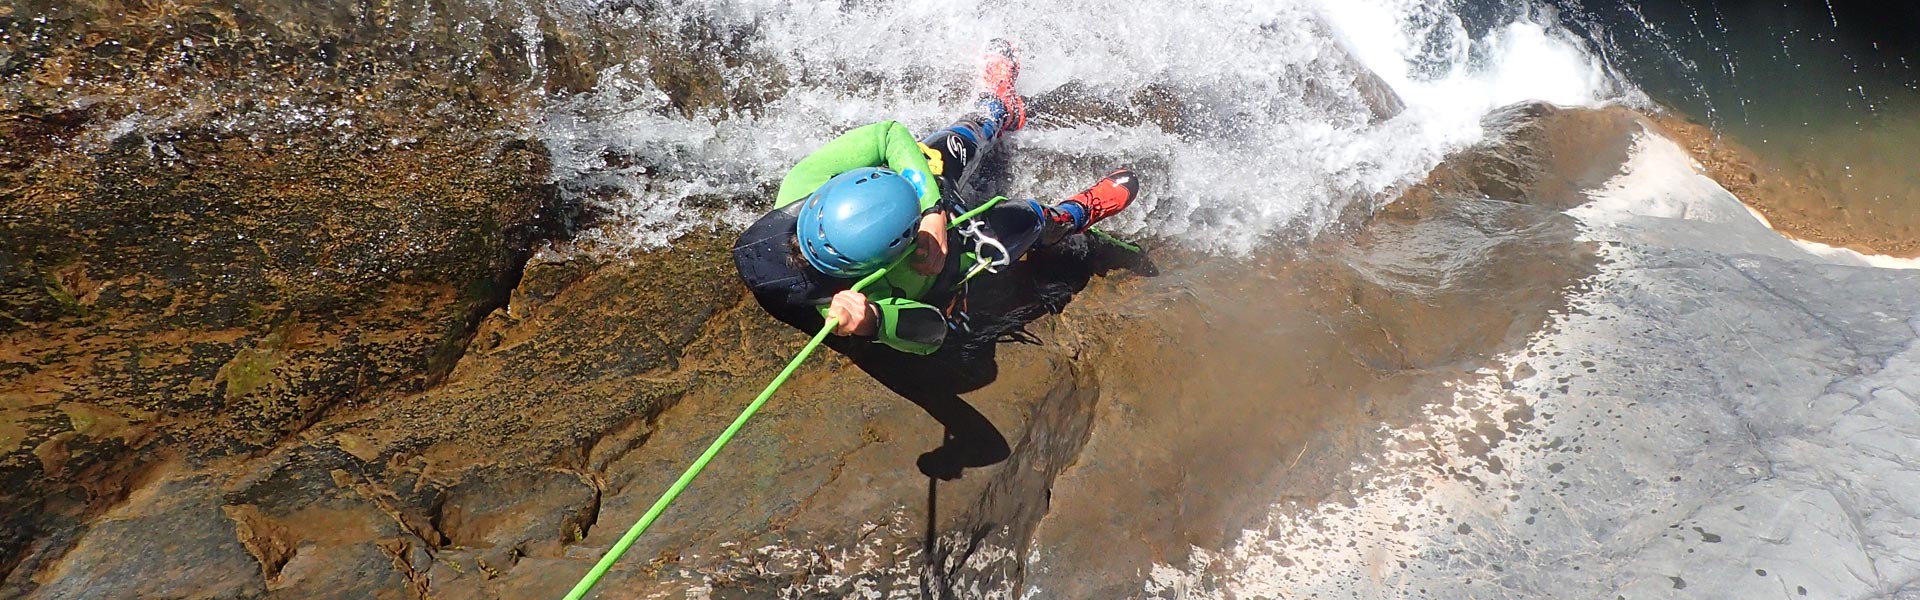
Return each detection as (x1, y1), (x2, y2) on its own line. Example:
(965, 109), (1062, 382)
(1, 0), (592, 589)
(0, 121), (555, 580)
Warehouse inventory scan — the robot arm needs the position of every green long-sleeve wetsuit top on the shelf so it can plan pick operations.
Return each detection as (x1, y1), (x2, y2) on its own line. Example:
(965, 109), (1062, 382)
(733, 121), (958, 355)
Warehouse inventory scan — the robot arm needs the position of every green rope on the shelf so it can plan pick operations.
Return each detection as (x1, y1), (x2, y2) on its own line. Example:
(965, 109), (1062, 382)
(949, 195), (1004, 225)
(560, 198), (1137, 600)
(1087, 227), (1142, 254)
(561, 265), (891, 600)
(561, 201), (1005, 599)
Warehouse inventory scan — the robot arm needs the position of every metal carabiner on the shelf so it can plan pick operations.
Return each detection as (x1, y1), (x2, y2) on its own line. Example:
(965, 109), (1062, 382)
(958, 218), (1011, 274)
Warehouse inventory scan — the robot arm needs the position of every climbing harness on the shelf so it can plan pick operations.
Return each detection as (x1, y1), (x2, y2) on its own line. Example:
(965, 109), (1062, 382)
(917, 141), (946, 177)
(939, 195), (1010, 335)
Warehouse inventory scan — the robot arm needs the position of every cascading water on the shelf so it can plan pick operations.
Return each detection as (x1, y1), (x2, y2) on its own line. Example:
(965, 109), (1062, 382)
(535, 0), (1628, 254)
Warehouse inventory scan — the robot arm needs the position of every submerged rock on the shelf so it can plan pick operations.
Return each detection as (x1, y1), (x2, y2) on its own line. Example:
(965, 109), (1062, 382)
(1409, 102), (1646, 210)
(1648, 113), (1920, 258)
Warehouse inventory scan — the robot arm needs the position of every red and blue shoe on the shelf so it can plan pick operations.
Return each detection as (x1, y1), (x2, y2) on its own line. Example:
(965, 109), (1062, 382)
(980, 38), (1027, 132)
(1062, 168), (1139, 232)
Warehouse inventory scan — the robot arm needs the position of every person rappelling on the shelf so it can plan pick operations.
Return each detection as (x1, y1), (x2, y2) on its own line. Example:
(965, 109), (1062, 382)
(730, 39), (1141, 354)
(568, 40), (1144, 599)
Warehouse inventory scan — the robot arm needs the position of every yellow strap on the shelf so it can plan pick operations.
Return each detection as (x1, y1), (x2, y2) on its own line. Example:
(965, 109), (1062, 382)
(918, 142), (945, 176)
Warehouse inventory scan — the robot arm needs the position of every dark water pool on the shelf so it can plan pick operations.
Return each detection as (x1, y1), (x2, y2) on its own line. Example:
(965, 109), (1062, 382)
(1544, 0), (1920, 227)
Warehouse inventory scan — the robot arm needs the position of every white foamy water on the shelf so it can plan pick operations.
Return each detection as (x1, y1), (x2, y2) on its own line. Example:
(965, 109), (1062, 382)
(537, 0), (1631, 253)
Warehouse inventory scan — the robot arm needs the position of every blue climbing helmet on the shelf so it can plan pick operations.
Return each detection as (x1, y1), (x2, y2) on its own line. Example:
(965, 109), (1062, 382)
(796, 167), (922, 278)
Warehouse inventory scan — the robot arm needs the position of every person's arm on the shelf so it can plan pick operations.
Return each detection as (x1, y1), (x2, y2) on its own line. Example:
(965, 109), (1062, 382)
(774, 121), (942, 210)
(876, 124), (942, 212)
(869, 297), (947, 354)
(817, 291), (947, 355)
(868, 122), (949, 273)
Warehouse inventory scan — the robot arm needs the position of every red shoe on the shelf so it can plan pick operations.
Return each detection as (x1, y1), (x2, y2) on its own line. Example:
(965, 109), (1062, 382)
(980, 38), (1027, 131)
(1062, 169), (1140, 231)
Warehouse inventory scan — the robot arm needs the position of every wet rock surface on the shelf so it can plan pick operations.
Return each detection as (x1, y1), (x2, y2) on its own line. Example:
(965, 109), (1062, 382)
(0, 80), (1624, 598)
(1409, 102), (1646, 211)
(8, 4), (1916, 597)
(1, 106), (1597, 600)
(1, 0), (601, 589)
(0, 123), (557, 585)
(1020, 197), (1594, 598)
(1128, 103), (1920, 599)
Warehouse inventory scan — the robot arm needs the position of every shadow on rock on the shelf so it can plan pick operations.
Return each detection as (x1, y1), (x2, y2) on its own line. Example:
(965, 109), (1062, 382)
(812, 236), (1155, 483)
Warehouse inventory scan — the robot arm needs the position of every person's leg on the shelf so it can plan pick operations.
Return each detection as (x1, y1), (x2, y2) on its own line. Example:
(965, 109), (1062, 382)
(946, 168), (1140, 276)
(918, 98), (1019, 201)
(928, 43), (1139, 256)
(918, 39), (1027, 203)
(1023, 168), (1142, 248)
(1045, 168), (1139, 244)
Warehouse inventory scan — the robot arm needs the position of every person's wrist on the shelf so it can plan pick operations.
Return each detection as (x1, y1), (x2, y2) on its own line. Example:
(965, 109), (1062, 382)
(860, 303), (881, 336)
